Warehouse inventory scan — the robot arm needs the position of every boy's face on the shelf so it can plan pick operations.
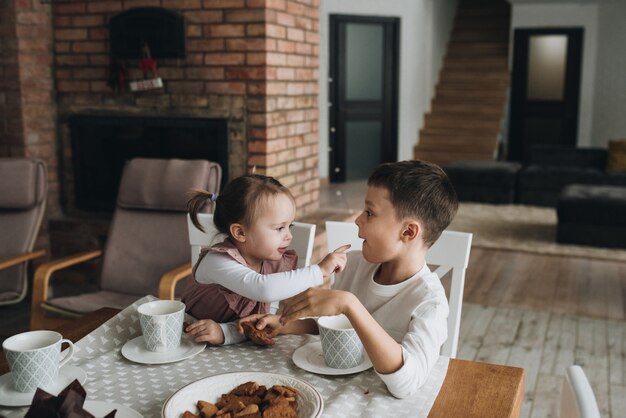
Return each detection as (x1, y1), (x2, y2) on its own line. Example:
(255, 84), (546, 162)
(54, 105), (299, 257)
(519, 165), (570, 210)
(355, 186), (405, 264)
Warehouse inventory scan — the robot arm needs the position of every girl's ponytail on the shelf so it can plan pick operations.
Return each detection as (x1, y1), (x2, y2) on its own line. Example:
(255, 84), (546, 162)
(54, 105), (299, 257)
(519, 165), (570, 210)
(187, 189), (217, 232)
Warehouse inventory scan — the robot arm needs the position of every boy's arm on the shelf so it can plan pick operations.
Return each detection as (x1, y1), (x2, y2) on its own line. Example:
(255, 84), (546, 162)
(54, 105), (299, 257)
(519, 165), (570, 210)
(280, 288), (404, 374)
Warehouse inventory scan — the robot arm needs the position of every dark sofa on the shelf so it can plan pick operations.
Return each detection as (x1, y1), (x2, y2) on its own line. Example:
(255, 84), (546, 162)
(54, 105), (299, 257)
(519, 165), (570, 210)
(517, 145), (626, 207)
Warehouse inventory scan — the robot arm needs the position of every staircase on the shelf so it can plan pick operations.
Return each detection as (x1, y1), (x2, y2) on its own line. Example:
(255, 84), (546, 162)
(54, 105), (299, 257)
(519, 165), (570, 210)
(413, 0), (511, 166)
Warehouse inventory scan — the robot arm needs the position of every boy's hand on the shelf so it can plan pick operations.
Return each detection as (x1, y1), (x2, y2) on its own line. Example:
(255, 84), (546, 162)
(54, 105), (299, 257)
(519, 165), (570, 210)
(317, 244), (351, 278)
(279, 288), (355, 325)
(184, 319), (225, 345)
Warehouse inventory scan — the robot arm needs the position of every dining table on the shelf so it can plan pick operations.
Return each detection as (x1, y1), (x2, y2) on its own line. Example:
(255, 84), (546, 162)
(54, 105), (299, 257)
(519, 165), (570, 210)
(0, 297), (524, 418)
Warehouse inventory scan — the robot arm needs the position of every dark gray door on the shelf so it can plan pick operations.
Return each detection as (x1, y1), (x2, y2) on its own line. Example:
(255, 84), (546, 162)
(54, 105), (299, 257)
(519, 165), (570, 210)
(508, 28), (583, 162)
(329, 15), (399, 182)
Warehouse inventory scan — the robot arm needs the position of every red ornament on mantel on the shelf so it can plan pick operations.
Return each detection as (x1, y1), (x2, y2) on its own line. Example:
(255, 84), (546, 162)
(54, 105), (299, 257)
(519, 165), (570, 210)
(130, 42), (163, 92)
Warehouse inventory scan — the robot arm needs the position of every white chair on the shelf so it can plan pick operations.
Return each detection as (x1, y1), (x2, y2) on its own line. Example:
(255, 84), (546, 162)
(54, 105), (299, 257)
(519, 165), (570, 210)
(560, 365), (601, 418)
(325, 221), (472, 358)
(188, 213), (316, 268)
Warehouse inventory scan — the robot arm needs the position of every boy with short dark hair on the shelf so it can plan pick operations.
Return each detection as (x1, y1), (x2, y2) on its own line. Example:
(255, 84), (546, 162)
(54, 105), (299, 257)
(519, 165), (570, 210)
(240, 160), (459, 398)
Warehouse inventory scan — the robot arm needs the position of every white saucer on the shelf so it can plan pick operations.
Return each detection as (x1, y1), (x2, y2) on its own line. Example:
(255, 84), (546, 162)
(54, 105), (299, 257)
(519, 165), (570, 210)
(0, 364), (87, 407)
(293, 341), (373, 376)
(84, 400), (142, 418)
(121, 336), (206, 365)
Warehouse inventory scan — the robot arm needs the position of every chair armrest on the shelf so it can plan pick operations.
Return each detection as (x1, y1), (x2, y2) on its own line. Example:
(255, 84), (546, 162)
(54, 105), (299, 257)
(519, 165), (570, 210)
(31, 249), (102, 312)
(158, 263), (192, 300)
(0, 249), (46, 271)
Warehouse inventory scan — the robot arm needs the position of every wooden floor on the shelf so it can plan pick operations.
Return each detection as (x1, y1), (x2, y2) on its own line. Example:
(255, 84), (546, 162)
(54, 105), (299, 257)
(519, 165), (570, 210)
(454, 248), (626, 418)
(463, 248), (626, 321)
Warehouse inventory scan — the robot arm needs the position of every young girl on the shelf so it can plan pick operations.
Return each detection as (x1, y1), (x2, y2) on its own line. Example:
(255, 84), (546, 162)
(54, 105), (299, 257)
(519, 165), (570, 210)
(182, 174), (348, 346)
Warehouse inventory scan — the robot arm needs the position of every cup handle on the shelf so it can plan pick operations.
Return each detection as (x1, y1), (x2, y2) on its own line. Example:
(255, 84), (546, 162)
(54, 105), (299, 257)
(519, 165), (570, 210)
(59, 339), (75, 368)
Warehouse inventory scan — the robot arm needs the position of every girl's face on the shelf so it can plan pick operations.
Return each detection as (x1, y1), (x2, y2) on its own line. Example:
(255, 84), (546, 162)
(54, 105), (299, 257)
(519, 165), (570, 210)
(354, 186), (404, 264)
(240, 192), (296, 266)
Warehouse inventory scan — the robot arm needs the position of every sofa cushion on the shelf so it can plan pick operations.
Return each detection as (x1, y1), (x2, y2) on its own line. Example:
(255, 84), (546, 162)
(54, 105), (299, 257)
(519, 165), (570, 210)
(607, 139), (626, 172)
(518, 165), (605, 189)
(558, 184), (626, 227)
(529, 145), (607, 169)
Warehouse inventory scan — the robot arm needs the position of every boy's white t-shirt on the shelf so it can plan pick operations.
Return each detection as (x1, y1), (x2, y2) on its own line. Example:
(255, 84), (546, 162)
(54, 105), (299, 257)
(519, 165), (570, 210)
(334, 251), (449, 399)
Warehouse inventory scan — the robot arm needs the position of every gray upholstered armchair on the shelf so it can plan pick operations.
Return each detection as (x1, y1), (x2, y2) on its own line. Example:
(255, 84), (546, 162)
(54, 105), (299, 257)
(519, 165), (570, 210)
(0, 159), (47, 306)
(31, 158), (221, 330)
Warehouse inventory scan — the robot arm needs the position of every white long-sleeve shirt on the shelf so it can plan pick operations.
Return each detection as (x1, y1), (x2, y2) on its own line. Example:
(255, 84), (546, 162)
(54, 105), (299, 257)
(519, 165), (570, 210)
(334, 251), (449, 399)
(194, 251), (323, 302)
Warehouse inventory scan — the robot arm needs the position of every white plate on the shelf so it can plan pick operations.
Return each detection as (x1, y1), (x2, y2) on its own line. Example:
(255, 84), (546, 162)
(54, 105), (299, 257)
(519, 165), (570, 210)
(0, 364), (87, 407)
(161, 371), (323, 418)
(293, 341), (373, 376)
(84, 400), (142, 418)
(121, 335), (206, 365)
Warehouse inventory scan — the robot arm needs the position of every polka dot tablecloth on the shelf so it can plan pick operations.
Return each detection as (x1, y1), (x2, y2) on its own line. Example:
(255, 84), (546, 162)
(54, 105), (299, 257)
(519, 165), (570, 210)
(1, 296), (449, 417)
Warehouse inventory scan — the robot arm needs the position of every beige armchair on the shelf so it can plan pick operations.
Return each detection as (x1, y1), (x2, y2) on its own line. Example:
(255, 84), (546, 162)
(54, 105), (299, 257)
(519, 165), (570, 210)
(31, 158), (221, 330)
(0, 159), (47, 307)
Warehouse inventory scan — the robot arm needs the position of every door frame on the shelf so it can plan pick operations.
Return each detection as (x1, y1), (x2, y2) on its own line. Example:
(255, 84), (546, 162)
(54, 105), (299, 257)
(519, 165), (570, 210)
(328, 14), (399, 182)
(508, 27), (584, 162)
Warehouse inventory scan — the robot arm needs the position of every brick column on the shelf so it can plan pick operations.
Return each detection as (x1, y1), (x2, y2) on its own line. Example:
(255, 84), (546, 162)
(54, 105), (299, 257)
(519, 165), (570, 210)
(0, 1), (22, 158)
(0, 0), (57, 251)
(245, 0), (321, 215)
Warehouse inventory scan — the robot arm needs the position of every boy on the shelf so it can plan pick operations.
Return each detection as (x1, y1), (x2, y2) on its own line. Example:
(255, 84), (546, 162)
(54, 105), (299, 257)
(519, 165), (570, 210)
(240, 160), (458, 399)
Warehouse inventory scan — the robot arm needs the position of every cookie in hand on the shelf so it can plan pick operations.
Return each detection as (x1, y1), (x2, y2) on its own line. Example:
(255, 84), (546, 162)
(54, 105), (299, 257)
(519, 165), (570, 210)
(241, 321), (274, 346)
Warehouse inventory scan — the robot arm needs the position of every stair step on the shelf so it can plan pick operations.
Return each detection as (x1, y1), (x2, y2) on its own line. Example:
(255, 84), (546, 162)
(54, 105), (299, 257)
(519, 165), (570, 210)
(440, 70), (509, 83)
(447, 42), (509, 56)
(432, 96), (506, 108)
(451, 30), (510, 43)
(413, 150), (497, 167)
(437, 77), (510, 89)
(436, 83), (509, 95)
(416, 142), (497, 154)
(424, 113), (501, 130)
(444, 57), (508, 70)
(435, 89), (507, 102)
(421, 126), (500, 137)
(431, 101), (505, 115)
(419, 131), (499, 145)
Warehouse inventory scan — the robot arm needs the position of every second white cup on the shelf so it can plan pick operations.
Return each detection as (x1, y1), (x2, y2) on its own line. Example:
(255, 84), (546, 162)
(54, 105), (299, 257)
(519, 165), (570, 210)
(138, 300), (185, 352)
(318, 314), (364, 369)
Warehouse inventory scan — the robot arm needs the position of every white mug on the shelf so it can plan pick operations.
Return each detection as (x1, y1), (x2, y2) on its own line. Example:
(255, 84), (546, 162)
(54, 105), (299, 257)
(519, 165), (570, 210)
(318, 314), (364, 369)
(2, 330), (74, 393)
(138, 300), (185, 352)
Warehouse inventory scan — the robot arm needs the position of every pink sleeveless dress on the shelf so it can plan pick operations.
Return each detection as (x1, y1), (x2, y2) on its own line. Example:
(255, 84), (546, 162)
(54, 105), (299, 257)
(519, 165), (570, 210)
(181, 239), (298, 322)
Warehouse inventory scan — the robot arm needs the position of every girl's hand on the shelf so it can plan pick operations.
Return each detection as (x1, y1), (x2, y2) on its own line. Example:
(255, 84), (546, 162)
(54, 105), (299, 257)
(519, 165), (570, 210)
(279, 288), (355, 325)
(318, 244), (351, 278)
(184, 319), (225, 345)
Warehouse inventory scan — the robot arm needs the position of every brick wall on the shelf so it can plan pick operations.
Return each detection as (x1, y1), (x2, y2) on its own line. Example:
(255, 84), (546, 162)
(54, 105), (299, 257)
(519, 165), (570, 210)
(1, 0), (57, 253)
(51, 0), (320, 217)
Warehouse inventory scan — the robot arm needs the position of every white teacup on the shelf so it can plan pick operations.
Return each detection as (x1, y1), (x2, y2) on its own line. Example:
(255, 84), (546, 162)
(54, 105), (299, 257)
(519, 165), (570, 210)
(138, 300), (185, 352)
(2, 330), (75, 393)
(318, 314), (364, 369)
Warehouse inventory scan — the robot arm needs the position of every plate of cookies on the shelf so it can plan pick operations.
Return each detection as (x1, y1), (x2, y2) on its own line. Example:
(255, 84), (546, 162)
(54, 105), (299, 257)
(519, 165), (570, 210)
(161, 371), (323, 418)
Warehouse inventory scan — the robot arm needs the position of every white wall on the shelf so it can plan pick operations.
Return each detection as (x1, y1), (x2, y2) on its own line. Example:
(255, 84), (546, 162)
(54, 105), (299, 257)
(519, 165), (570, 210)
(318, 0), (457, 179)
(510, 2), (599, 147)
(592, 0), (626, 146)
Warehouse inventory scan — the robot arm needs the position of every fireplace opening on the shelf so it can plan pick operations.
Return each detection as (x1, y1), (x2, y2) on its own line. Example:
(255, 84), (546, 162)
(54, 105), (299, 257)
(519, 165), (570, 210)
(69, 114), (228, 212)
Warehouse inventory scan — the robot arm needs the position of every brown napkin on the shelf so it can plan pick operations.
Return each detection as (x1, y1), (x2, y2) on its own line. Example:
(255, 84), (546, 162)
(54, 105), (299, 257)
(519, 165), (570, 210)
(24, 379), (116, 418)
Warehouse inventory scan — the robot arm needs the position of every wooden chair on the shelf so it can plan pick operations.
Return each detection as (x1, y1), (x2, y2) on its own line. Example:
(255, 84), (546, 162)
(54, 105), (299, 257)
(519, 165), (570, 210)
(0, 159), (47, 306)
(188, 213), (316, 268)
(560, 365), (601, 418)
(31, 158), (221, 330)
(325, 221), (472, 358)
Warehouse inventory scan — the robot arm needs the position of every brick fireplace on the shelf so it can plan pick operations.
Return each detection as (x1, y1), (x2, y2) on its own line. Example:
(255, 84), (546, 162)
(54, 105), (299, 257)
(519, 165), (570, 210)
(0, 0), (321, 257)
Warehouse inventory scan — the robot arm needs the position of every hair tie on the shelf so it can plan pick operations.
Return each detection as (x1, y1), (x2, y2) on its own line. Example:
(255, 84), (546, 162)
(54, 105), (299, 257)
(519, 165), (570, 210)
(209, 194), (218, 202)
